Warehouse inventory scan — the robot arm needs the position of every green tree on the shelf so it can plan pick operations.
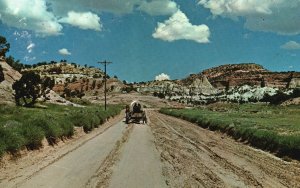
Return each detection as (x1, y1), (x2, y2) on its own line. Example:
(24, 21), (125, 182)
(13, 72), (41, 107)
(41, 76), (55, 98)
(5, 56), (23, 71)
(0, 36), (10, 57)
(12, 72), (54, 107)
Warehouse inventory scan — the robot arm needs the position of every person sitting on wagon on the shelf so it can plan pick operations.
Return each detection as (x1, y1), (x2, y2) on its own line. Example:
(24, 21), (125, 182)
(137, 103), (141, 112)
(133, 103), (138, 113)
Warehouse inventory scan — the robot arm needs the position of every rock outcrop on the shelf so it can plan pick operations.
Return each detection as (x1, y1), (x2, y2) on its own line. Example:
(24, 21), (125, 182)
(140, 63), (300, 105)
(191, 63), (300, 90)
(288, 78), (300, 88)
(24, 62), (124, 98)
(0, 59), (22, 104)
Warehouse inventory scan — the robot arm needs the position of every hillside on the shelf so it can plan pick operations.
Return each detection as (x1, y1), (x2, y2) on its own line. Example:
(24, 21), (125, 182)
(0, 59), (22, 104)
(134, 63), (300, 105)
(0, 59), (125, 105)
(23, 61), (124, 100)
(1, 60), (300, 106)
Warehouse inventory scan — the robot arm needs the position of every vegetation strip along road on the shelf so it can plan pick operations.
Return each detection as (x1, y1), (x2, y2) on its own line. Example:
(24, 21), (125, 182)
(0, 104), (122, 157)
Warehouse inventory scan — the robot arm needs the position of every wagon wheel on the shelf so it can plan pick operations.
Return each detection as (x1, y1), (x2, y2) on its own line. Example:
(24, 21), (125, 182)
(125, 113), (130, 124)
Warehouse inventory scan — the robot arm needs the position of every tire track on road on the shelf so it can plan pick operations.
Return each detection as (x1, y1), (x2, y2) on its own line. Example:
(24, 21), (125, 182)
(156, 113), (262, 187)
(149, 111), (286, 187)
(13, 120), (128, 188)
(85, 124), (134, 188)
(156, 112), (300, 187)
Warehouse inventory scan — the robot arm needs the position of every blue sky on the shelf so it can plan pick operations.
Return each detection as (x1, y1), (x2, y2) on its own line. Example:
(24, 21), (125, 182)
(1, 0), (300, 82)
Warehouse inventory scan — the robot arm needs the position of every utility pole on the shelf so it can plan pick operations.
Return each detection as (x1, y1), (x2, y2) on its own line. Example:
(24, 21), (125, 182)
(98, 60), (112, 111)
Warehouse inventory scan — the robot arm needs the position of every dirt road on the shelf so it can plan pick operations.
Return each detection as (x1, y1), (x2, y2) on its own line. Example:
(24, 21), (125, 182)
(1, 114), (167, 188)
(1, 107), (300, 187)
(148, 110), (300, 187)
(109, 124), (167, 188)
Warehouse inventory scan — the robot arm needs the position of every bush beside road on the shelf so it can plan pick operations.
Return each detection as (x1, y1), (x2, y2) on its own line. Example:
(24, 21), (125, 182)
(0, 104), (123, 157)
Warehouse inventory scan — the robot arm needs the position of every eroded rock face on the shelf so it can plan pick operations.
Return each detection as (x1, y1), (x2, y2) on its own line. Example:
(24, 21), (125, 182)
(138, 63), (300, 105)
(0, 60), (22, 104)
(135, 75), (218, 99)
(288, 78), (300, 89)
(191, 63), (300, 90)
(52, 77), (123, 98)
(23, 62), (125, 98)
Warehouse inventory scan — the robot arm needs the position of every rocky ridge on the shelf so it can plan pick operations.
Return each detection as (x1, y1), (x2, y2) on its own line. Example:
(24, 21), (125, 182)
(23, 61), (124, 99)
(1, 60), (299, 106)
(198, 63), (300, 90)
(134, 63), (300, 105)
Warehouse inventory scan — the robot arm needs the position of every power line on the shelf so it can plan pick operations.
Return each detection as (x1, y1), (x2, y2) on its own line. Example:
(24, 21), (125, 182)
(98, 60), (112, 111)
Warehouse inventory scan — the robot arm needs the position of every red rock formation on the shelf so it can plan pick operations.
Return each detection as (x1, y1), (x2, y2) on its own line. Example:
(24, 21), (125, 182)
(193, 63), (300, 90)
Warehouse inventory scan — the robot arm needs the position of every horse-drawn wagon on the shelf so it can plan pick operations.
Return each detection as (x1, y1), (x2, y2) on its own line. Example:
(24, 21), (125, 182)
(125, 101), (147, 124)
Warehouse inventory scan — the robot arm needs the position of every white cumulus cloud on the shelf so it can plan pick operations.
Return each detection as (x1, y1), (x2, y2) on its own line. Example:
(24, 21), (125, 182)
(198, 0), (300, 35)
(26, 42), (35, 53)
(0, 0), (63, 36)
(50, 0), (141, 15)
(155, 73), (170, 81)
(50, 0), (180, 17)
(59, 48), (71, 55)
(59, 11), (102, 31)
(281, 41), (300, 50)
(24, 55), (36, 62)
(152, 10), (210, 43)
(0, 0), (106, 36)
(138, 0), (178, 16)
(0, 0), (194, 36)
(13, 31), (31, 39)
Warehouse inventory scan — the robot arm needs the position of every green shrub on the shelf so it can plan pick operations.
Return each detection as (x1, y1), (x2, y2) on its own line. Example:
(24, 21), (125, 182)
(83, 123), (93, 132)
(69, 110), (91, 127)
(60, 121), (74, 137)
(27, 115), (63, 144)
(0, 104), (123, 156)
(21, 123), (45, 149)
(90, 115), (101, 128)
(0, 121), (25, 153)
(69, 98), (92, 105)
(0, 140), (6, 157)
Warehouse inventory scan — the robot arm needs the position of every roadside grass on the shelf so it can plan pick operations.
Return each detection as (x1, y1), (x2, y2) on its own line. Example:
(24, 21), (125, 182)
(0, 103), (123, 157)
(160, 103), (300, 160)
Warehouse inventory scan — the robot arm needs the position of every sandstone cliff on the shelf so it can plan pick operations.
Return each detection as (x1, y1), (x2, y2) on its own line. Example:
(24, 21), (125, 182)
(193, 63), (300, 90)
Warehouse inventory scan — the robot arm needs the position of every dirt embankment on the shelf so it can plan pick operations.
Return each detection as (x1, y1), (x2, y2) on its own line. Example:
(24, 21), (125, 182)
(148, 111), (300, 187)
(0, 113), (124, 188)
